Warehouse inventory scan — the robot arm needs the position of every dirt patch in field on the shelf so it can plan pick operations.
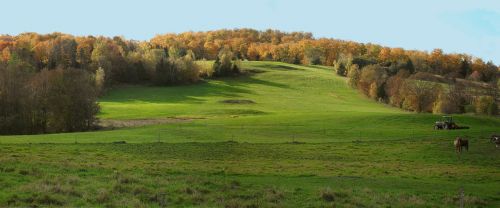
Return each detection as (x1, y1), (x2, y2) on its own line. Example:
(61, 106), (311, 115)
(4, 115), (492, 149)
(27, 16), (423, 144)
(220, 99), (256, 104)
(98, 117), (199, 129)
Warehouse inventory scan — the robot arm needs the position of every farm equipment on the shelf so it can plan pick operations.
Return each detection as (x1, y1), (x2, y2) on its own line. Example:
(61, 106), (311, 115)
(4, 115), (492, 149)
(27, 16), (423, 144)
(434, 116), (468, 130)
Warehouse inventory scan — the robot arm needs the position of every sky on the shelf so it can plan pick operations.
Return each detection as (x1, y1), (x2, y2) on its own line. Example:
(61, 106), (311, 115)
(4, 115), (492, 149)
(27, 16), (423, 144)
(1, 0), (499, 64)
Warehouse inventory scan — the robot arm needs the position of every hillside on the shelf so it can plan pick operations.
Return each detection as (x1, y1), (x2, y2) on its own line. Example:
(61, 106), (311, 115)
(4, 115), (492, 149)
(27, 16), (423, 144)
(1, 61), (498, 143)
(0, 62), (499, 207)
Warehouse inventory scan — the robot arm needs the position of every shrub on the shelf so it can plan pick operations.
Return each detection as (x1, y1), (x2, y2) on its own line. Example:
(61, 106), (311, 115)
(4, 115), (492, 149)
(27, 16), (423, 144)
(464, 104), (475, 113)
(487, 102), (498, 115)
(334, 61), (347, 76)
(196, 60), (214, 78)
(385, 70), (408, 107)
(347, 64), (360, 88)
(95, 67), (105, 95)
(153, 53), (200, 85)
(358, 65), (388, 100)
(432, 91), (463, 114)
(213, 48), (240, 77)
(474, 96), (497, 115)
(400, 80), (441, 113)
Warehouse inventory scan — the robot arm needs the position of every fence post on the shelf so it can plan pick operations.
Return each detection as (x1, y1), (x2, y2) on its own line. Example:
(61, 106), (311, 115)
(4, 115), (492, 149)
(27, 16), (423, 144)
(157, 131), (160, 143)
(459, 187), (464, 208)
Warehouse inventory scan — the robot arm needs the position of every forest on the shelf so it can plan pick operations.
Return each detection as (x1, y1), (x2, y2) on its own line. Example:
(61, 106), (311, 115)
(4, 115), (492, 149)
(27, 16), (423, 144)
(0, 29), (498, 134)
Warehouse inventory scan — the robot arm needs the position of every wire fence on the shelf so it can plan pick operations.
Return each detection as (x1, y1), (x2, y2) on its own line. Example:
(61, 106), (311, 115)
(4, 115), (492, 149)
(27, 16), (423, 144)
(153, 122), (496, 143)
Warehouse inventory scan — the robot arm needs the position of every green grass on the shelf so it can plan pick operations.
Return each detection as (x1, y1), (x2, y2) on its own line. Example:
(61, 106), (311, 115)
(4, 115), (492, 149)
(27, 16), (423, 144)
(1, 141), (498, 207)
(1, 61), (497, 144)
(0, 61), (499, 207)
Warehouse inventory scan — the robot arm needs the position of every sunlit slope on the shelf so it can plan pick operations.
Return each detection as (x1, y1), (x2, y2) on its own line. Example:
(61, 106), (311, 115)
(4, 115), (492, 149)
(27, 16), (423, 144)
(99, 61), (398, 120)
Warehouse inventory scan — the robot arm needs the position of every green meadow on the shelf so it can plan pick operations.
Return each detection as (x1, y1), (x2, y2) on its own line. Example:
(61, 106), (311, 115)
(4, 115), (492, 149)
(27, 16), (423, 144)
(0, 61), (499, 207)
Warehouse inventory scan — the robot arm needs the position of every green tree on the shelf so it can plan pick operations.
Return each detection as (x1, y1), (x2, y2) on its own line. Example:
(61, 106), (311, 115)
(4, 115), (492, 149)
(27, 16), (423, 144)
(334, 61), (346, 76)
(400, 80), (440, 113)
(474, 96), (497, 115)
(213, 48), (240, 77)
(347, 64), (360, 88)
(95, 67), (106, 95)
(48, 37), (78, 69)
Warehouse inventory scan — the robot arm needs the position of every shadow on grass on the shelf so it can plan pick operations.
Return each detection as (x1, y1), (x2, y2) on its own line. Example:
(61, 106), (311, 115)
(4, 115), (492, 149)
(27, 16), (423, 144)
(216, 75), (291, 90)
(307, 65), (334, 70)
(249, 62), (301, 71)
(101, 81), (248, 104)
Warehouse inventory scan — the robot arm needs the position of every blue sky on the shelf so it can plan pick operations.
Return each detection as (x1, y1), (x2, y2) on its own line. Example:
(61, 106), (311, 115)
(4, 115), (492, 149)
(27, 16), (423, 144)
(2, 0), (499, 64)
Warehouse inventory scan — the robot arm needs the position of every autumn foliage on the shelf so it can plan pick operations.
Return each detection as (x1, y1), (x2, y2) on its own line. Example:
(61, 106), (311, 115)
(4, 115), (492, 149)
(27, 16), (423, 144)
(0, 29), (498, 134)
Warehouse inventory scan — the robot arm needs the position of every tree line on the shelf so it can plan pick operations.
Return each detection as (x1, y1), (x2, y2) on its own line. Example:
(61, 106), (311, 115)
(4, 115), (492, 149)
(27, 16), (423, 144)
(0, 32), (243, 134)
(0, 62), (98, 134)
(345, 60), (498, 115)
(0, 29), (498, 134)
(150, 29), (499, 115)
(149, 29), (498, 81)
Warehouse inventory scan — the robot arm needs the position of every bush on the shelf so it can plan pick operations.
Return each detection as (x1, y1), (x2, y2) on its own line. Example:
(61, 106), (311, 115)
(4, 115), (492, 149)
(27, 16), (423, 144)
(385, 70), (409, 107)
(358, 65), (387, 99)
(95, 67), (106, 95)
(464, 104), (475, 113)
(487, 102), (498, 115)
(347, 64), (360, 88)
(213, 48), (240, 77)
(432, 91), (463, 114)
(400, 80), (440, 113)
(196, 60), (214, 78)
(474, 96), (497, 115)
(153, 53), (200, 85)
(334, 61), (347, 76)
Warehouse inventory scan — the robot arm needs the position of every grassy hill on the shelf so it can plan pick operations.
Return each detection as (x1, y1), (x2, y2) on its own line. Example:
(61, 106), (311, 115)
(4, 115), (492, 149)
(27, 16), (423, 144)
(1, 61), (497, 143)
(0, 62), (499, 207)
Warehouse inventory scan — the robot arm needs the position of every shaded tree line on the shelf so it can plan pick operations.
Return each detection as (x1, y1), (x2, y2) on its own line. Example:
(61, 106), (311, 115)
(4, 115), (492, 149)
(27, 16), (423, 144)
(0, 32), (243, 134)
(347, 61), (498, 115)
(0, 61), (98, 134)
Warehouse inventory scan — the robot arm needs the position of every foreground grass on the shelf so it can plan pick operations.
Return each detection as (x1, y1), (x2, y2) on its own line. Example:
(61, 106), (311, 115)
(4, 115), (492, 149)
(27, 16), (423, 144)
(0, 61), (498, 207)
(1, 140), (498, 207)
